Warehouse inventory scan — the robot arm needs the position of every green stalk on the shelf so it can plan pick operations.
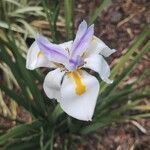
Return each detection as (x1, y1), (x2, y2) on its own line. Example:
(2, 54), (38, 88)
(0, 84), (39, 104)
(88, 0), (112, 25)
(64, 0), (74, 40)
(7, 34), (46, 116)
(101, 25), (150, 92)
(81, 101), (139, 134)
(42, 0), (60, 42)
(50, 104), (64, 123)
(103, 41), (150, 97)
(96, 88), (133, 111)
(0, 39), (44, 117)
(0, 120), (41, 145)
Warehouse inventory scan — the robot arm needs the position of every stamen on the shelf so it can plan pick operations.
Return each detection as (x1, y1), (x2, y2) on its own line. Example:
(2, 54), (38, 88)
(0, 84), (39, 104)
(92, 36), (96, 42)
(65, 48), (70, 54)
(37, 51), (43, 58)
(69, 71), (86, 95)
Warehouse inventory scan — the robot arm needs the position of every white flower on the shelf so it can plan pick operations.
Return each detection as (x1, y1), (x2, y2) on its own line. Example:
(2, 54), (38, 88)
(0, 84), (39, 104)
(26, 20), (116, 121)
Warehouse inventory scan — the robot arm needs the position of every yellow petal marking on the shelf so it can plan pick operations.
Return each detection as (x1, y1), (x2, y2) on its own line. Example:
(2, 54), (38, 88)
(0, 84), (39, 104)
(37, 51), (43, 58)
(68, 71), (86, 95)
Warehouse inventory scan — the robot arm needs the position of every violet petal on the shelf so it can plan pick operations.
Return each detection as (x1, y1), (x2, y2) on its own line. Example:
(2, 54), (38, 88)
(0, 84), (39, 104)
(36, 35), (69, 65)
(70, 21), (94, 59)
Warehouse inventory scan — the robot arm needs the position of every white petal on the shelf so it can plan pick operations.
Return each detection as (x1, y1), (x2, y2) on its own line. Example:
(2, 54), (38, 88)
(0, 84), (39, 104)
(84, 54), (113, 84)
(26, 41), (55, 70)
(43, 68), (65, 102)
(85, 36), (116, 58)
(60, 70), (99, 121)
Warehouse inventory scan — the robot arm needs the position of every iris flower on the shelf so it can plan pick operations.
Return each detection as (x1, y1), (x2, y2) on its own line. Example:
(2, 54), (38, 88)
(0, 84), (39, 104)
(26, 20), (115, 121)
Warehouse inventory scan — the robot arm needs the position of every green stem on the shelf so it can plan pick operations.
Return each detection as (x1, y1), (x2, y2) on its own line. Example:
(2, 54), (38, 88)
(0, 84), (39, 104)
(88, 0), (112, 25)
(103, 41), (150, 97)
(42, 0), (60, 42)
(64, 0), (74, 40)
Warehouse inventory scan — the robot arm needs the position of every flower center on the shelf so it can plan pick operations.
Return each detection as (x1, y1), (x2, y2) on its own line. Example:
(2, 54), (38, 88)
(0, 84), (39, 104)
(67, 71), (86, 95)
(66, 55), (84, 71)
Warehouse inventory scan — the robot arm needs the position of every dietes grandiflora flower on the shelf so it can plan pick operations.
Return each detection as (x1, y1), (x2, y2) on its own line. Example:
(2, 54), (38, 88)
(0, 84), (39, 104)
(26, 20), (116, 121)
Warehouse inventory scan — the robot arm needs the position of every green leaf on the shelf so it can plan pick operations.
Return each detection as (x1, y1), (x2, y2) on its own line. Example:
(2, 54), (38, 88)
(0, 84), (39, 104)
(42, 0), (60, 42)
(101, 25), (150, 93)
(88, 0), (112, 24)
(10, 7), (43, 14)
(81, 102), (138, 134)
(4, 0), (22, 7)
(50, 104), (64, 123)
(102, 41), (150, 97)
(0, 21), (25, 33)
(17, 19), (36, 36)
(0, 36), (46, 117)
(0, 120), (41, 145)
(64, 0), (74, 40)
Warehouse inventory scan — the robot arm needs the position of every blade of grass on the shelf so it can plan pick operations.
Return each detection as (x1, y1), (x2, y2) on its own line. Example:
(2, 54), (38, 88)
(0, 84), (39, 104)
(3, 34), (46, 116)
(50, 104), (64, 123)
(4, 0), (22, 7)
(0, 120), (41, 145)
(0, 21), (25, 33)
(0, 44), (32, 102)
(128, 113), (150, 120)
(0, 38), (44, 116)
(95, 93), (150, 122)
(111, 25), (150, 79)
(132, 105), (150, 111)
(10, 6), (43, 15)
(102, 41), (150, 97)
(81, 101), (140, 134)
(17, 19), (36, 36)
(64, 0), (74, 40)
(42, 0), (61, 42)
(96, 88), (133, 112)
(101, 25), (150, 92)
(88, 0), (112, 25)
(0, 84), (37, 114)
(3, 135), (40, 150)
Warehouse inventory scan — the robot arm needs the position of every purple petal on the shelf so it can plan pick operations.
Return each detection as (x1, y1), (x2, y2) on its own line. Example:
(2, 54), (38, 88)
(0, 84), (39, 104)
(36, 35), (69, 65)
(70, 20), (94, 59)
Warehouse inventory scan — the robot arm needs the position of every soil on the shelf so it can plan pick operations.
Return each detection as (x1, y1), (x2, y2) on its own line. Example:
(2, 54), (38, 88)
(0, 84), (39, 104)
(75, 120), (150, 150)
